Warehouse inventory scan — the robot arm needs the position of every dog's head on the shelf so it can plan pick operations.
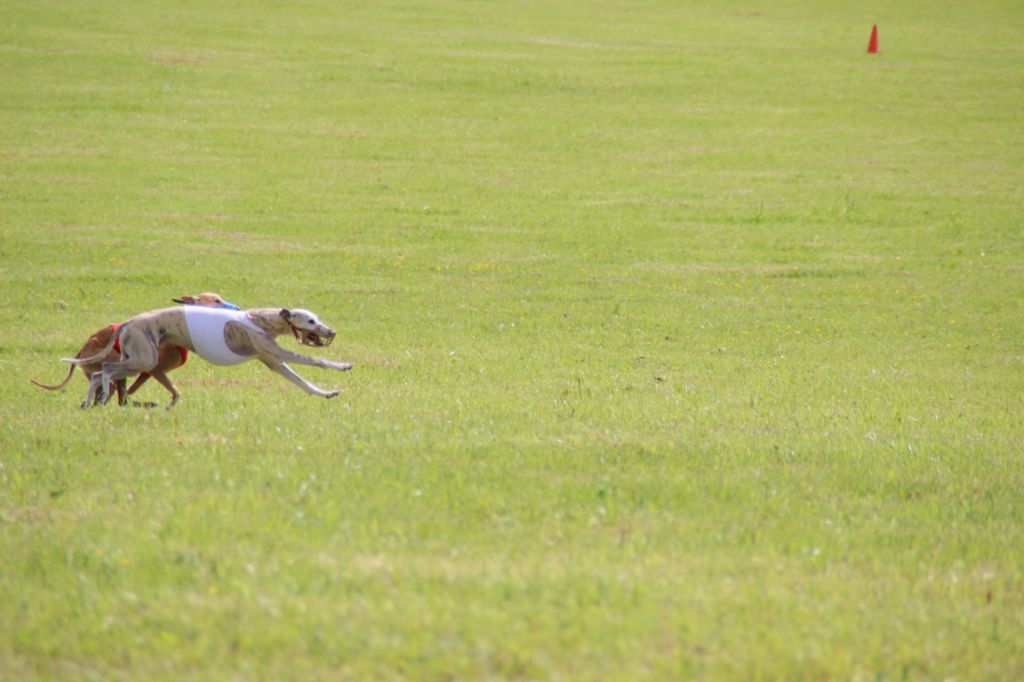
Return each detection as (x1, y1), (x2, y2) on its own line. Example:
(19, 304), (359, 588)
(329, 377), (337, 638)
(173, 292), (241, 310)
(280, 308), (336, 347)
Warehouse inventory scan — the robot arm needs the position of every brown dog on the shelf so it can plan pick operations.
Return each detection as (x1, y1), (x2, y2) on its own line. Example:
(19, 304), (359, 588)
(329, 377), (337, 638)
(31, 293), (234, 408)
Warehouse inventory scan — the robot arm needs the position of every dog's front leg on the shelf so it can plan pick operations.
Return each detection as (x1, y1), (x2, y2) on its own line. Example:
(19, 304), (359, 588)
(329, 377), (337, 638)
(265, 346), (352, 372)
(145, 372), (180, 410)
(260, 359), (340, 398)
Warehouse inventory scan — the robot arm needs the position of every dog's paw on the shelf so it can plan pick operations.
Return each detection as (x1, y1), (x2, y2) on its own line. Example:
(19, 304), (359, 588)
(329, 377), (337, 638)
(332, 362), (353, 371)
(326, 390), (340, 399)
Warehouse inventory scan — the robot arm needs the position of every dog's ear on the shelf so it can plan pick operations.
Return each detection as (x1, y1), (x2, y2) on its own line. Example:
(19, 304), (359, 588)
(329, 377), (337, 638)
(173, 296), (198, 305)
(279, 309), (292, 320)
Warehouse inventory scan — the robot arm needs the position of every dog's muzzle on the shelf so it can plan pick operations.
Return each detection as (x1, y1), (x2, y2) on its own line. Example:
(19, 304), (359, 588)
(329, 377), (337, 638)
(301, 326), (335, 347)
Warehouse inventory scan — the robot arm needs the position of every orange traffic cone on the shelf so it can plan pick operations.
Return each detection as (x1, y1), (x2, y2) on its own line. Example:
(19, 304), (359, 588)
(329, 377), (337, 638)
(867, 24), (879, 53)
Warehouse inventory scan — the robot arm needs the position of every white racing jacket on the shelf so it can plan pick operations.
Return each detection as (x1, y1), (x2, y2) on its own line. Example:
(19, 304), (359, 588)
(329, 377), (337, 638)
(182, 307), (263, 366)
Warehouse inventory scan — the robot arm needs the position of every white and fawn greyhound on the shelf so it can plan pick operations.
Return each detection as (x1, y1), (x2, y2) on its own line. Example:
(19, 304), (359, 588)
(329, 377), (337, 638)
(32, 292), (238, 407)
(64, 306), (352, 408)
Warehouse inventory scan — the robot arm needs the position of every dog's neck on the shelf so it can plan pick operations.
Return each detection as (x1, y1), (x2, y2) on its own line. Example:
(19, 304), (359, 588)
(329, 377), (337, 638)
(244, 309), (293, 337)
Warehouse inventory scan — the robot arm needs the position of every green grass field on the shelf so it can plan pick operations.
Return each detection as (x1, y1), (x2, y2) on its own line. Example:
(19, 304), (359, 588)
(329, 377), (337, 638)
(2, 0), (1022, 678)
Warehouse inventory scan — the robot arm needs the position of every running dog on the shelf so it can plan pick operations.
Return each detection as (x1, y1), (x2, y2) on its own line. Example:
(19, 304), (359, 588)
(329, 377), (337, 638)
(64, 306), (352, 408)
(31, 292), (239, 408)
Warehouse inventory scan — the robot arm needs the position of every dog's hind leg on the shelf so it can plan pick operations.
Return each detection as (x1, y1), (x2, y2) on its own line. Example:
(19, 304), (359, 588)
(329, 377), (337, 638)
(85, 371), (104, 408)
(259, 359), (340, 398)
(114, 379), (127, 406)
(98, 364), (142, 405)
(99, 360), (156, 406)
(95, 327), (161, 406)
(81, 374), (128, 408)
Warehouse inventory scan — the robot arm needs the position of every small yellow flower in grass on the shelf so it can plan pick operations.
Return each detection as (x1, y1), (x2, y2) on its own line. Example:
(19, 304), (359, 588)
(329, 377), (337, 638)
(209, 585), (218, 595)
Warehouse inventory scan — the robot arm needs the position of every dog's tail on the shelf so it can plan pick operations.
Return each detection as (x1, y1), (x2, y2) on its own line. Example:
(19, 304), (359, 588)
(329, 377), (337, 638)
(62, 325), (122, 367)
(29, 364), (77, 391)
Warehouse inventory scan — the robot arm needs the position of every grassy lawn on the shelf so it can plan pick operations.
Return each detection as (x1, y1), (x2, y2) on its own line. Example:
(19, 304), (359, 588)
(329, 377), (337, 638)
(1, 0), (1022, 678)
